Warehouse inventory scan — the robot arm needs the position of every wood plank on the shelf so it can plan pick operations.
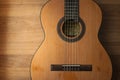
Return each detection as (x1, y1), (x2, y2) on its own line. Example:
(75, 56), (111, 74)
(111, 55), (120, 72)
(99, 32), (120, 42)
(0, 0), (120, 4)
(0, 67), (31, 80)
(0, 55), (32, 68)
(0, 17), (43, 55)
(0, 0), (120, 80)
(95, 0), (120, 4)
(0, 4), (42, 17)
(0, 0), (47, 4)
(104, 46), (120, 55)
(99, 4), (120, 43)
(112, 72), (120, 80)
(110, 55), (120, 80)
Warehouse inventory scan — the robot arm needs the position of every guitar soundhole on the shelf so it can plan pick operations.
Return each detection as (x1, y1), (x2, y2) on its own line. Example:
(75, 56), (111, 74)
(57, 17), (86, 42)
(62, 19), (82, 38)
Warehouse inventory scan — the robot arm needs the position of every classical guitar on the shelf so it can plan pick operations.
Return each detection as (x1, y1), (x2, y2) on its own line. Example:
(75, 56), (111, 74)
(31, 0), (112, 80)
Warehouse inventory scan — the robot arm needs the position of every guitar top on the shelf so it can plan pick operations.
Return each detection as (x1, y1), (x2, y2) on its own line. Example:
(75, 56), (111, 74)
(31, 0), (112, 80)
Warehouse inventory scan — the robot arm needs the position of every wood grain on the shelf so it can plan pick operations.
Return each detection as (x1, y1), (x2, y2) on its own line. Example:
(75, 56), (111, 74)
(31, 0), (112, 80)
(0, 0), (120, 80)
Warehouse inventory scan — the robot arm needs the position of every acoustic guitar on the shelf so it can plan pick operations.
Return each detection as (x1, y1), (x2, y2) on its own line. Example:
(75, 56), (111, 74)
(30, 0), (112, 80)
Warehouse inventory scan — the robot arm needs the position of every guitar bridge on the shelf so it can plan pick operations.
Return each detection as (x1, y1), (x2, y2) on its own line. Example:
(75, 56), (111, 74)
(51, 64), (92, 71)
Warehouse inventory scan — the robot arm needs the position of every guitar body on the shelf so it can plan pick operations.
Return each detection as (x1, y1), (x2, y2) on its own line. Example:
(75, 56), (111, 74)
(31, 0), (112, 80)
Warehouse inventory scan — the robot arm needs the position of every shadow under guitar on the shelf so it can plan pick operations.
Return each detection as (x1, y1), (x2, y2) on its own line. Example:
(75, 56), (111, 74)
(99, 4), (120, 80)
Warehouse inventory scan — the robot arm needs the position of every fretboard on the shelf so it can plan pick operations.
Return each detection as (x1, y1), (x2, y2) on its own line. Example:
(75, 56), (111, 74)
(64, 0), (79, 20)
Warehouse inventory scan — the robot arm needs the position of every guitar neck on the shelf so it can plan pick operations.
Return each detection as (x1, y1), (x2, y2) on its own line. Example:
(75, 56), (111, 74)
(64, 0), (79, 20)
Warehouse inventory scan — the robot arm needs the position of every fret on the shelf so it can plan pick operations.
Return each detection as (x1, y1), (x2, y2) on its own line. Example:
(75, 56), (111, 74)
(65, 0), (79, 2)
(65, 15), (79, 17)
(65, 2), (78, 5)
(65, 16), (79, 18)
(65, 8), (78, 11)
(65, 1), (78, 2)
(65, 9), (79, 11)
(65, 6), (78, 8)
(65, 3), (78, 6)
(64, 9), (79, 11)
(65, 12), (79, 15)
(65, 13), (78, 16)
(65, 17), (79, 20)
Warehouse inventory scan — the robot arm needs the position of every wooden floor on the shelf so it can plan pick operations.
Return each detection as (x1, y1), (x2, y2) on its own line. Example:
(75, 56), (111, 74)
(0, 0), (120, 80)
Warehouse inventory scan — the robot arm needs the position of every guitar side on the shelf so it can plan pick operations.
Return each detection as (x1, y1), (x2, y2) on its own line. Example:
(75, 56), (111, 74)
(30, 0), (112, 80)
